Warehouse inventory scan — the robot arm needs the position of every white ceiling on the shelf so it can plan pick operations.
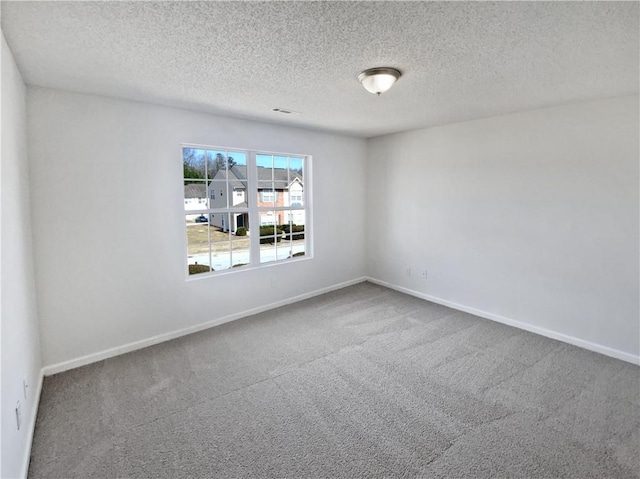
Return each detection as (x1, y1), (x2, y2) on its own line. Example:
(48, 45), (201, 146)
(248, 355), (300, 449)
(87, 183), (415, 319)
(2, 1), (638, 138)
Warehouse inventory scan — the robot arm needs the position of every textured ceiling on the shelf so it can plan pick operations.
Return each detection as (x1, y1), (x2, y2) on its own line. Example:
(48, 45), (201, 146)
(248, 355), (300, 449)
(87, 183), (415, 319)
(1, 1), (638, 138)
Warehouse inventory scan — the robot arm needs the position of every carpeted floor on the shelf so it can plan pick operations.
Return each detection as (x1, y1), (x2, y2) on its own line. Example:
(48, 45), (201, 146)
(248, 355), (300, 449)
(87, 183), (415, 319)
(29, 282), (639, 478)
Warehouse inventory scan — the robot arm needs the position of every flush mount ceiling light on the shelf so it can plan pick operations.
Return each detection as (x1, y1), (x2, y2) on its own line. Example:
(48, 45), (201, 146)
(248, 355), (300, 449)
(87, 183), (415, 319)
(357, 67), (401, 96)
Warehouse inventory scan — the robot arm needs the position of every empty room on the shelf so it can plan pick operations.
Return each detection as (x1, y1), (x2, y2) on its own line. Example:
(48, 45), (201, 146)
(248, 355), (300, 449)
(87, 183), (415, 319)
(1, 1), (638, 478)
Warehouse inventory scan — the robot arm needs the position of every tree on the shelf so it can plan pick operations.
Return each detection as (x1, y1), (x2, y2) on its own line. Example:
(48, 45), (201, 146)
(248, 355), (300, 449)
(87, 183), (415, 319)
(208, 153), (236, 178)
(208, 153), (226, 178)
(183, 148), (205, 180)
(183, 149), (237, 180)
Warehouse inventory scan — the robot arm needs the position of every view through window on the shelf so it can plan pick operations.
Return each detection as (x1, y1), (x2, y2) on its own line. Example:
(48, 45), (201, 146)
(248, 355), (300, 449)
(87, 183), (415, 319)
(183, 146), (309, 276)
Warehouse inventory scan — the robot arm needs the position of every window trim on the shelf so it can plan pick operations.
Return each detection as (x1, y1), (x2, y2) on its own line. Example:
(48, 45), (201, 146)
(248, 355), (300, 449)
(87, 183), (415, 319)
(182, 144), (312, 279)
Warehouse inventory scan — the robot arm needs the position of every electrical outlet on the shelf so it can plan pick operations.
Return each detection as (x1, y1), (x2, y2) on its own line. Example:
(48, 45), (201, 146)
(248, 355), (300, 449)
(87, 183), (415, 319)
(15, 401), (21, 430)
(405, 267), (411, 277)
(421, 270), (428, 279)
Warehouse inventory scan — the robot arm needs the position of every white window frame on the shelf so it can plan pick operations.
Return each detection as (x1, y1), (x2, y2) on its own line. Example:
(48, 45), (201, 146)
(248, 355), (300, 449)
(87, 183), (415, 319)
(183, 144), (312, 279)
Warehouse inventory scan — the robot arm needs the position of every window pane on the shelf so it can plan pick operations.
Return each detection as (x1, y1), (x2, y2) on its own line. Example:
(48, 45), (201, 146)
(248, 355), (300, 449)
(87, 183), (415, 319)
(184, 180), (208, 212)
(257, 154), (273, 170)
(207, 150), (228, 179)
(276, 240), (294, 261)
(285, 215), (305, 258)
(186, 218), (209, 243)
(273, 165), (288, 183)
(211, 241), (231, 271)
(228, 153), (248, 207)
(208, 150), (248, 177)
(210, 213), (232, 237)
(289, 157), (303, 178)
(186, 220), (212, 275)
(210, 213), (251, 270)
(288, 209), (305, 226)
(273, 156), (287, 166)
(228, 151), (247, 168)
(231, 234), (250, 268)
(260, 244), (277, 264)
(183, 148), (206, 179)
(209, 179), (227, 209)
(210, 213), (230, 271)
(281, 212), (305, 259)
(211, 251), (231, 271)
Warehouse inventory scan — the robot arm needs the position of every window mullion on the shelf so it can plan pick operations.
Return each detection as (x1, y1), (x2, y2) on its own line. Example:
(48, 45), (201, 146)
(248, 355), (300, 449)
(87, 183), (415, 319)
(247, 151), (260, 266)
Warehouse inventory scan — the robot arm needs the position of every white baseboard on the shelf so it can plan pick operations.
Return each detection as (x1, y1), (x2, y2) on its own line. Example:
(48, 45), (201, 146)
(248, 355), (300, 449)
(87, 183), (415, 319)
(42, 277), (368, 376)
(20, 370), (44, 479)
(38, 273), (640, 375)
(366, 277), (640, 366)
(24, 274), (638, 478)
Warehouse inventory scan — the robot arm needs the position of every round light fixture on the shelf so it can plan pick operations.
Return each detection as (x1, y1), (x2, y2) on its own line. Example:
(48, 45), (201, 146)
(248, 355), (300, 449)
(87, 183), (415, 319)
(357, 67), (401, 96)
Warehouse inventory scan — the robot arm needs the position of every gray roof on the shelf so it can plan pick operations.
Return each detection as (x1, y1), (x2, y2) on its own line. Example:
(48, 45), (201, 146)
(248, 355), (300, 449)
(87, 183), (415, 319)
(184, 183), (206, 198)
(256, 166), (302, 183)
(214, 166), (303, 189)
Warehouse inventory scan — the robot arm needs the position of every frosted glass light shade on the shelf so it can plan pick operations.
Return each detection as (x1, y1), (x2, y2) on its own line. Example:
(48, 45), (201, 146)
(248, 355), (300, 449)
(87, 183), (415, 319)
(358, 67), (401, 95)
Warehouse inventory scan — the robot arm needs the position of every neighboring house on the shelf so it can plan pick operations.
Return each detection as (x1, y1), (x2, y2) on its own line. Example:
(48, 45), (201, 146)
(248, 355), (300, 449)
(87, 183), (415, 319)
(183, 182), (208, 220)
(210, 165), (304, 232)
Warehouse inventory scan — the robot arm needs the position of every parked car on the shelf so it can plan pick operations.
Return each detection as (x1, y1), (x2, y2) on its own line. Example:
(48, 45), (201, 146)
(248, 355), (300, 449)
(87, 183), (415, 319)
(194, 215), (208, 223)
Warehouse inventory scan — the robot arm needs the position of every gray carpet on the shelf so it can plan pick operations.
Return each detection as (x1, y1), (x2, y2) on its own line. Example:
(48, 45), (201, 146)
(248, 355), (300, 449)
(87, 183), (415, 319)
(29, 282), (640, 478)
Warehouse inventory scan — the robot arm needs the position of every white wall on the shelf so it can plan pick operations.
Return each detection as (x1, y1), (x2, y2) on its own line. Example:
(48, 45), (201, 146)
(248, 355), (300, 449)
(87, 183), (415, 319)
(27, 87), (367, 368)
(366, 96), (639, 361)
(1, 34), (42, 479)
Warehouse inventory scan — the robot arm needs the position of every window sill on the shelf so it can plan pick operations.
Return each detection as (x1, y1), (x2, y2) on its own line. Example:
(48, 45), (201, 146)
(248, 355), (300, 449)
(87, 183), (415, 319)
(185, 253), (313, 281)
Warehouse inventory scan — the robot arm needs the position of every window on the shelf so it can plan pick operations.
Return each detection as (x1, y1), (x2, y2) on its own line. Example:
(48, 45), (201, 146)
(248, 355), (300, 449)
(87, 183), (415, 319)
(260, 190), (277, 203)
(183, 146), (310, 276)
(290, 192), (303, 206)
